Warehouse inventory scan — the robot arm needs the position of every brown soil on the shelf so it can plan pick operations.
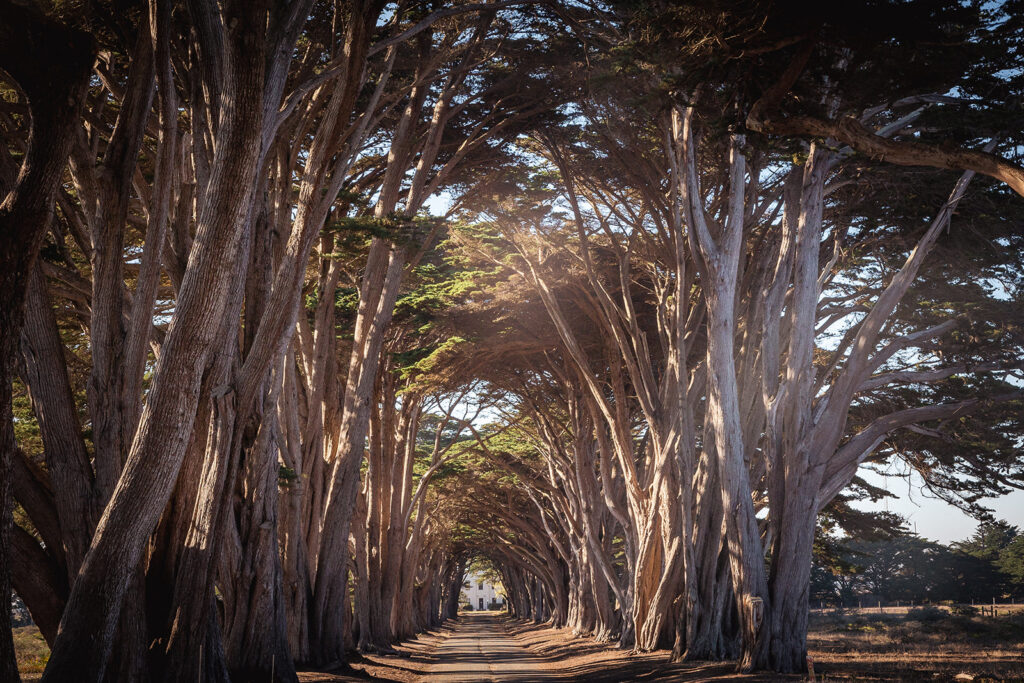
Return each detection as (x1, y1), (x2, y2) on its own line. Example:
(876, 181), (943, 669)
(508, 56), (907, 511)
(297, 613), (793, 682)
(497, 617), (789, 682)
(298, 621), (458, 682)
(298, 609), (1024, 682)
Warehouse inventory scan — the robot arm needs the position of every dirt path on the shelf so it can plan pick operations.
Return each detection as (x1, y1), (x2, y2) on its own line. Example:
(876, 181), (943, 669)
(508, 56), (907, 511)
(299, 613), (785, 682)
(420, 613), (549, 681)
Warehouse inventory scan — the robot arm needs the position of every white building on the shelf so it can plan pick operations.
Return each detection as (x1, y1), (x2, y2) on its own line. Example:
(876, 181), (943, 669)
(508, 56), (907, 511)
(463, 571), (506, 611)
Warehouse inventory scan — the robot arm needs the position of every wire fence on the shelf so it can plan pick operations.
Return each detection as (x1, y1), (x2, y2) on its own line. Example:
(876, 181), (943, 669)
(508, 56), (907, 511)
(809, 599), (1024, 617)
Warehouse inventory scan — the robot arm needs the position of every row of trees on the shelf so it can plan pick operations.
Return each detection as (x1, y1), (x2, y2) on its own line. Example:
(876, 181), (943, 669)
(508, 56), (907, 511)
(0, 0), (1022, 680)
(418, 0), (1024, 673)
(0, 1), (564, 680)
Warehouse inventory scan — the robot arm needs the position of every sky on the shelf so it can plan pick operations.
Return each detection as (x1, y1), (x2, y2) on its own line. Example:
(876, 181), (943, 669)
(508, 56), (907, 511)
(855, 465), (1024, 544)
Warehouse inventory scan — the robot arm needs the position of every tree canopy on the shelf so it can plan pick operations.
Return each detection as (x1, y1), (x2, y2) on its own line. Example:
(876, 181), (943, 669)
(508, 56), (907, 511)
(0, 0), (1021, 680)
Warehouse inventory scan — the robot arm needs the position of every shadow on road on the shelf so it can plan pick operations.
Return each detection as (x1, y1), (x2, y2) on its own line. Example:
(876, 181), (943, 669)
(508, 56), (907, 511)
(301, 613), (797, 682)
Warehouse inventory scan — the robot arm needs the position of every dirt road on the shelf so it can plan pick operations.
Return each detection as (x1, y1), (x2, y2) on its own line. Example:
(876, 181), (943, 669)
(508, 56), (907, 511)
(298, 613), (788, 682)
(421, 613), (550, 681)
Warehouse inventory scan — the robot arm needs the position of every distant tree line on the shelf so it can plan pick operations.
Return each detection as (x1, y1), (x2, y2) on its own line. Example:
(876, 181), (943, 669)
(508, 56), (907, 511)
(813, 520), (1024, 606)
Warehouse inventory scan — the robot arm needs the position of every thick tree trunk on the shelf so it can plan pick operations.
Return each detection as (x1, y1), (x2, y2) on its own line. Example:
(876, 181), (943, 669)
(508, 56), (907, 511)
(147, 199), (250, 680)
(756, 144), (829, 674)
(311, 239), (405, 664)
(675, 449), (738, 661)
(86, 21), (155, 500)
(763, 496), (818, 672)
(18, 269), (98, 579)
(221, 413), (297, 683)
(678, 112), (770, 671)
(153, 390), (235, 683)
(0, 391), (22, 683)
(0, 5), (94, 680)
(41, 7), (268, 679)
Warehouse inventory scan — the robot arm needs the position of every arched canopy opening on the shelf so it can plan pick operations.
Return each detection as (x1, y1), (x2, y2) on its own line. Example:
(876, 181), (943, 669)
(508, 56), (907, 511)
(2, 2), (1022, 682)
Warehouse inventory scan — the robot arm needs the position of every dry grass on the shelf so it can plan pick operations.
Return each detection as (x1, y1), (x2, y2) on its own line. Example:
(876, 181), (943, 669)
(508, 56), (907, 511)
(12, 625), (48, 676)
(807, 608), (1024, 681)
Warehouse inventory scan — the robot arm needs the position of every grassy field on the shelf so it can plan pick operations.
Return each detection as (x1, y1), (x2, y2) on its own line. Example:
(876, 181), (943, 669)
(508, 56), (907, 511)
(12, 625), (48, 674)
(807, 606), (1024, 680)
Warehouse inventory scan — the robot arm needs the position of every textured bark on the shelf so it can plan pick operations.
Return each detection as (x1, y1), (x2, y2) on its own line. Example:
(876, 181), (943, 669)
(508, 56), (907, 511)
(215, 122), (302, 681)
(121, 0), (178, 451)
(152, 219), (250, 682)
(221, 412), (297, 683)
(41, 5), (268, 679)
(9, 524), (65, 644)
(85, 22), (155, 501)
(312, 239), (406, 664)
(9, 450), (63, 579)
(678, 111), (769, 671)
(0, 4), (94, 680)
(18, 269), (98, 577)
(747, 109), (1024, 198)
(757, 144), (829, 673)
(153, 390), (235, 683)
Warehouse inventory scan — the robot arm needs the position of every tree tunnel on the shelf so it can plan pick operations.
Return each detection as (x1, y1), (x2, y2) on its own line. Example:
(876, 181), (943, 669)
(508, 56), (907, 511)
(2, 2), (1023, 683)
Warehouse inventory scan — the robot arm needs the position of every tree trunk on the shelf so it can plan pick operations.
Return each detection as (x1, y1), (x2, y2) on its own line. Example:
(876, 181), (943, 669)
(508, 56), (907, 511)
(677, 112), (770, 671)
(222, 411), (297, 683)
(0, 397), (22, 683)
(153, 388), (235, 683)
(41, 7), (268, 679)
(763, 494), (818, 672)
(311, 239), (405, 664)
(18, 268), (98, 579)
(0, 5), (94, 680)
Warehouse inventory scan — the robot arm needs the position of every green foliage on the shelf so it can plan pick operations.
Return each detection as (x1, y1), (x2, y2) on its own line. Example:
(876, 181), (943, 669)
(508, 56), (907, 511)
(13, 625), (49, 673)
(997, 536), (1024, 585)
(11, 379), (43, 458)
(397, 336), (468, 381)
(278, 465), (298, 488)
(954, 521), (1024, 594)
(814, 519), (1024, 605)
(323, 213), (446, 251)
